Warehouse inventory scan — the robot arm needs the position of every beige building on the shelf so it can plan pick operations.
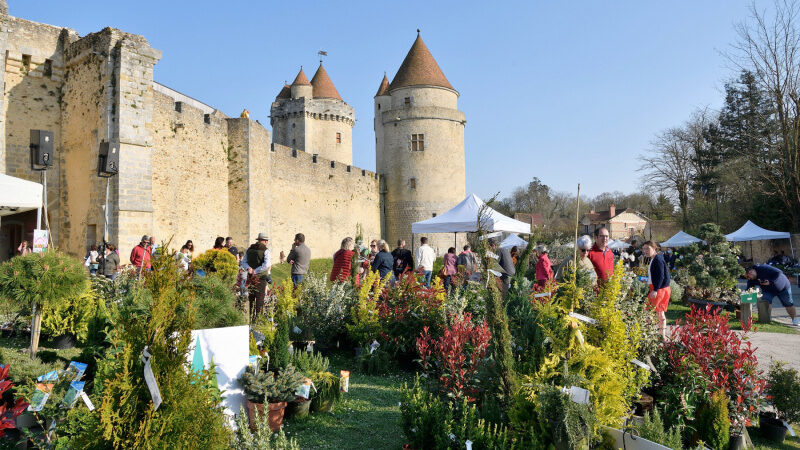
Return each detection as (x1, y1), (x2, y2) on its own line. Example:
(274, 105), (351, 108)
(580, 204), (649, 240)
(0, 5), (465, 262)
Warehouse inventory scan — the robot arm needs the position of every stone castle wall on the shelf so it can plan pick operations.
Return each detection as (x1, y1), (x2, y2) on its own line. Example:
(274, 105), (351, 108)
(266, 143), (381, 264)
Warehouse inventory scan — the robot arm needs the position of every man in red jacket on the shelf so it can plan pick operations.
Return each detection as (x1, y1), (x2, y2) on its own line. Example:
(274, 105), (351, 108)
(130, 235), (152, 270)
(587, 227), (614, 282)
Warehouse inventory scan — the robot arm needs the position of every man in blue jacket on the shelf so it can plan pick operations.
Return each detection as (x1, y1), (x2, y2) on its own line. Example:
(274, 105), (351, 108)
(746, 265), (798, 326)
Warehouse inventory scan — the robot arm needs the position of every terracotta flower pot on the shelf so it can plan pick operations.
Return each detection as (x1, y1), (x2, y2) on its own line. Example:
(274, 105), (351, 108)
(267, 401), (287, 431)
(245, 399), (265, 432)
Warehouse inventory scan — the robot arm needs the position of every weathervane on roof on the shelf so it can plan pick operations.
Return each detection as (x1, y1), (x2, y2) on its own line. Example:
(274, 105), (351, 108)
(318, 50), (327, 63)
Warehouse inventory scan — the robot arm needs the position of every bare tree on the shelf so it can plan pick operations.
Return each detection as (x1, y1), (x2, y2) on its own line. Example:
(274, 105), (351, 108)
(639, 126), (695, 227)
(730, 0), (800, 229)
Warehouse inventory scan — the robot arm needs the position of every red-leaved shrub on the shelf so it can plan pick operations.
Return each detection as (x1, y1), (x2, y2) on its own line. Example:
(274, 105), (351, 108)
(0, 365), (29, 437)
(664, 305), (765, 430)
(417, 313), (491, 401)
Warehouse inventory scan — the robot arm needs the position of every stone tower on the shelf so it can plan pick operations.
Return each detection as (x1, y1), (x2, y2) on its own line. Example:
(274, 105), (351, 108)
(375, 33), (466, 252)
(270, 64), (355, 165)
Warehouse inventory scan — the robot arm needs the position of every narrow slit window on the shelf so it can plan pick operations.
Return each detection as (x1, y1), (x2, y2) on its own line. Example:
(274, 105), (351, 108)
(404, 97), (411, 107)
(409, 178), (416, 189)
(336, 132), (341, 144)
(21, 54), (31, 73)
(43, 59), (53, 77)
(411, 134), (424, 151)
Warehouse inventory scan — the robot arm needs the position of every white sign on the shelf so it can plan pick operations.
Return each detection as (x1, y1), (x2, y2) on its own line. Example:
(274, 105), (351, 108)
(187, 325), (249, 419)
(32, 229), (48, 253)
(568, 312), (597, 325)
(561, 386), (590, 405)
(603, 426), (672, 450)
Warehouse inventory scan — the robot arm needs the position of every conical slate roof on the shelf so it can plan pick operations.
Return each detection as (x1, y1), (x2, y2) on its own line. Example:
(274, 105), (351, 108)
(375, 73), (390, 96)
(389, 34), (454, 91)
(311, 64), (342, 100)
(291, 68), (310, 86)
(276, 84), (291, 99)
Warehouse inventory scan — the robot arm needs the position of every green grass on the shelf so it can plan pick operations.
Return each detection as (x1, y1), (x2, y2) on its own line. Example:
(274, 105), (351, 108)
(270, 258), (334, 286)
(666, 302), (798, 334)
(282, 351), (410, 449)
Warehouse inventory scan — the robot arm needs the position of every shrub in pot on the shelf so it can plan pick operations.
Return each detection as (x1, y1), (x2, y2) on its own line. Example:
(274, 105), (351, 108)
(239, 365), (304, 431)
(309, 371), (341, 413)
(762, 362), (800, 442)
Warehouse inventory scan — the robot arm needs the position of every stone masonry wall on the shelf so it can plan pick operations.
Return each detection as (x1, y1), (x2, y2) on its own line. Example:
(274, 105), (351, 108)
(151, 90), (228, 253)
(3, 17), (77, 246)
(267, 143), (381, 265)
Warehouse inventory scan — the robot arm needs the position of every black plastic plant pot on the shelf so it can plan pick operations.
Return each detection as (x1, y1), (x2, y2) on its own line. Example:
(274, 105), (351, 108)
(759, 413), (788, 443)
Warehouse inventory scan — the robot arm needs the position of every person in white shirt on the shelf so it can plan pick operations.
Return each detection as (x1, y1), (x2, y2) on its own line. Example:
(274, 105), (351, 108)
(416, 236), (436, 287)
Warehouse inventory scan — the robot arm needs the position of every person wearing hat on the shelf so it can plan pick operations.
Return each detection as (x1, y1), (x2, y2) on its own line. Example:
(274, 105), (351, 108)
(130, 235), (152, 270)
(242, 233), (272, 319)
(535, 244), (553, 288)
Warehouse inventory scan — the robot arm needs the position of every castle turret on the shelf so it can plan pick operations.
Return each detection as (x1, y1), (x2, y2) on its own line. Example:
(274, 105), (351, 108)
(270, 64), (355, 164)
(376, 33), (466, 252)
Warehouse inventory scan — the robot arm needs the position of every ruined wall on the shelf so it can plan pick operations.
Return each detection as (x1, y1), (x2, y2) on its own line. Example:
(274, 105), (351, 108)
(151, 90), (229, 252)
(267, 143), (381, 264)
(3, 17), (76, 246)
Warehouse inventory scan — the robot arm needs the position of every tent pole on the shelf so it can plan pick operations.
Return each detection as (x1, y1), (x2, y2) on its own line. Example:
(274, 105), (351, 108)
(454, 232), (457, 249)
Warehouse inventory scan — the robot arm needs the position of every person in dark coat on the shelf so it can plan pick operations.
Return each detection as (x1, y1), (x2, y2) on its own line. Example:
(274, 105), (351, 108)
(643, 240), (671, 338)
(371, 240), (394, 279)
(391, 239), (414, 278)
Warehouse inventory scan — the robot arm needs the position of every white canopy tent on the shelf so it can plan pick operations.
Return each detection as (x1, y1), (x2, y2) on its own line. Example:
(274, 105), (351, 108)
(499, 233), (528, 249)
(725, 220), (794, 259)
(411, 194), (532, 235)
(0, 174), (42, 217)
(608, 239), (632, 250)
(660, 231), (702, 248)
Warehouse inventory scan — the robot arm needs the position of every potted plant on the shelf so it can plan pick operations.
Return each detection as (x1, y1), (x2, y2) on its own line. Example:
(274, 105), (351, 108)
(239, 365), (304, 431)
(309, 371), (341, 413)
(761, 362), (800, 442)
(674, 224), (744, 310)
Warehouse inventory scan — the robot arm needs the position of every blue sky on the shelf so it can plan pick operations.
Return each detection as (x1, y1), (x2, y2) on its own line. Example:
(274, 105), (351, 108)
(11, 1), (765, 199)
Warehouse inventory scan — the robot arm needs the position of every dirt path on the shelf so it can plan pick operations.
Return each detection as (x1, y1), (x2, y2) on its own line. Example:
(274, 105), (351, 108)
(742, 329), (800, 372)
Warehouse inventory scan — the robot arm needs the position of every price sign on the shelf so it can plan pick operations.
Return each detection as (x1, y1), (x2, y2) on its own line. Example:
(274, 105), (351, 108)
(740, 292), (758, 304)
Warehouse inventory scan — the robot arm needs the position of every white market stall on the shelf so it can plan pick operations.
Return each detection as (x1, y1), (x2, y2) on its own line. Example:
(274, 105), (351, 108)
(411, 193), (531, 249)
(725, 220), (794, 260)
(499, 233), (528, 249)
(660, 230), (702, 248)
(0, 173), (42, 216)
(608, 239), (631, 250)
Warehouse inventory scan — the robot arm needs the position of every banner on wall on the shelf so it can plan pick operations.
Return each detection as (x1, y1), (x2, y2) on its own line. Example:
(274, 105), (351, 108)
(32, 229), (48, 253)
(186, 325), (249, 419)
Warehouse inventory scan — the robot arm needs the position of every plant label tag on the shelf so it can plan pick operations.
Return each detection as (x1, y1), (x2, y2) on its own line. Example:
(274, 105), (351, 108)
(534, 292), (551, 298)
(784, 420), (795, 436)
(80, 391), (95, 411)
(575, 329), (585, 346)
(141, 347), (162, 411)
(562, 386), (590, 404)
(568, 312), (597, 324)
(293, 326), (302, 335)
(370, 340), (380, 354)
(340, 370), (350, 393)
(487, 269), (502, 277)
(27, 389), (49, 412)
(631, 359), (653, 371)
(306, 341), (314, 353)
(465, 440), (473, 450)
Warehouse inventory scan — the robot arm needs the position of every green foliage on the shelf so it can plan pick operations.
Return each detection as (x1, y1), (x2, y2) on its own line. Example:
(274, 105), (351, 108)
(77, 247), (232, 448)
(486, 278), (517, 409)
(192, 249), (239, 285)
(41, 280), (111, 342)
(619, 273), (660, 358)
(401, 375), (516, 449)
(669, 279), (683, 303)
(766, 361), (800, 423)
(239, 365), (305, 404)
(270, 315), (291, 370)
(0, 250), (87, 310)
(357, 347), (392, 375)
(675, 223), (744, 301)
(191, 275), (246, 329)
(291, 351), (330, 375)
(309, 370), (341, 412)
(297, 272), (354, 346)
(232, 405), (300, 449)
(345, 270), (386, 346)
(533, 384), (595, 448)
(635, 408), (683, 450)
(695, 390), (730, 450)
